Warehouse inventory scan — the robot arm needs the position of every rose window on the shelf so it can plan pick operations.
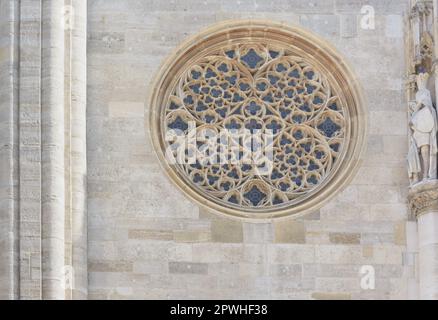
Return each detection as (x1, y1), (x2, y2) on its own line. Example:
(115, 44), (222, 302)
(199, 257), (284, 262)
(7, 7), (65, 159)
(149, 21), (366, 219)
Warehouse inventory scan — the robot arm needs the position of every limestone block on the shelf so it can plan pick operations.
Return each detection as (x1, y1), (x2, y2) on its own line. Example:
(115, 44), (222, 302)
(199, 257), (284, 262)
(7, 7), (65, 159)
(320, 201), (368, 221)
(173, 230), (211, 243)
(372, 245), (403, 265)
(208, 263), (239, 276)
(353, 166), (407, 186)
(108, 102), (144, 118)
(335, 0), (408, 15)
(274, 220), (306, 244)
(385, 15), (403, 39)
(367, 89), (405, 112)
(299, 14), (340, 37)
(89, 261), (133, 273)
(304, 264), (361, 278)
(311, 292), (351, 300)
(306, 231), (330, 244)
(316, 245), (363, 264)
(241, 244), (268, 264)
(394, 221), (406, 246)
(268, 244), (316, 264)
(329, 233), (361, 245)
(270, 277), (315, 291)
(315, 277), (360, 293)
(201, 211), (243, 243)
(243, 223), (274, 244)
(238, 263), (267, 277)
(128, 229), (173, 241)
(364, 203), (408, 222)
(340, 14), (358, 38)
(382, 136), (408, 157)
(133, 261), (169, 274)
(88, 32), (125, 54)
(366, 135), (384, 157)
(357, 185), (401, 204)
(369, 111), (408, 135)
(192, 243), (243, 263)
(361, 233), (395, 245)
(168, 262), (208, 275)
(269, 264), (302, 279)
(167, 244), (193, 262)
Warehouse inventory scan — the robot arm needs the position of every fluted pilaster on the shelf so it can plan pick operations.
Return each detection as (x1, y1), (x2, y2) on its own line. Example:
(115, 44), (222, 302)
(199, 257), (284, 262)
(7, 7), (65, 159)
(70, 0), (88, 300)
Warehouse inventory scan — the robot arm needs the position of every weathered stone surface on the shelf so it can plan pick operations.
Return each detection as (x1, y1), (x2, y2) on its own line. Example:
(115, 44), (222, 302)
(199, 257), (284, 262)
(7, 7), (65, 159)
(1, 0), (416, 300)
(128, 230), (173, 241)
(168, 262), (208, 275)
(340, 14), (358, 38)
(89, 261), (133, 273)
(329, 233), (361, 245)
(200, 210), (243, 243)
(173, 230), (211, 243)
(311, 292), (351, 300)
(274, 220), (306, 244)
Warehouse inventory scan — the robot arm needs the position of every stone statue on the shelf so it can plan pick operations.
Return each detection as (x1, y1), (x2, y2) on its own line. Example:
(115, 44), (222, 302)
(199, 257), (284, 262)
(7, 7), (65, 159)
(408, 72), (438, 184)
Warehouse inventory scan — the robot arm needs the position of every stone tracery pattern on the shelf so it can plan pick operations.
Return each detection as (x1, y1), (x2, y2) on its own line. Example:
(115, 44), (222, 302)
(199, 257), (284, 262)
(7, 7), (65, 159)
(165, 44), (346, 209)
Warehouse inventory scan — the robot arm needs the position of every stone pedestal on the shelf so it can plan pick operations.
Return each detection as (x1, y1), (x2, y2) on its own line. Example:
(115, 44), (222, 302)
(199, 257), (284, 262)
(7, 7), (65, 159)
(409, 180), (438, 299)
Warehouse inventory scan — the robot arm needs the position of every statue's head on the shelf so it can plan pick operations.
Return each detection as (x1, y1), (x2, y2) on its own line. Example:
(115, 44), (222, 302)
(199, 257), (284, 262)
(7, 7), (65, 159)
(416, 72), (433, 108)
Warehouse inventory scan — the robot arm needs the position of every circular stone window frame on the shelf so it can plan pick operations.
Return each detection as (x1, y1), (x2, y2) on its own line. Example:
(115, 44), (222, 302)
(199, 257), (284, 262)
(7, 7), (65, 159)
(147, 20), (367, 221)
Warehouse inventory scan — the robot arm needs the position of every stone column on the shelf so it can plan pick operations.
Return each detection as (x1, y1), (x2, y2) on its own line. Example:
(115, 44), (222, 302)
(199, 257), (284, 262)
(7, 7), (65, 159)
(70, 0), (88, 299)
(41, 0), (65, 300)
(0, 0), (19, 300)
(18, 0), (44, 300)
(409, 181), (438, 299)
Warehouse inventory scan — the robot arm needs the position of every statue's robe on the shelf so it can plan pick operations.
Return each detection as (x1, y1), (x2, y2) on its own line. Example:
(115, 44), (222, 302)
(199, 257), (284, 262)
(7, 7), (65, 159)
(408, 136), (421, 180)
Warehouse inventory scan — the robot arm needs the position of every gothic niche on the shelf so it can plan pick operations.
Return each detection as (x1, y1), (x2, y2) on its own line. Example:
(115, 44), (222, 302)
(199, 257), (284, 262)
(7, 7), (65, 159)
(406, 1), (438, 187)
(149, 21), (366, 218)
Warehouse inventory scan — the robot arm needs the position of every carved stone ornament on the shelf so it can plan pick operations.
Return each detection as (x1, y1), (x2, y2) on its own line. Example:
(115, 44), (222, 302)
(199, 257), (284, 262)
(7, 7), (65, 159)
(409, 180), (438, 218)
(420, 32), (434, 60)
(148, 21), (367, 219)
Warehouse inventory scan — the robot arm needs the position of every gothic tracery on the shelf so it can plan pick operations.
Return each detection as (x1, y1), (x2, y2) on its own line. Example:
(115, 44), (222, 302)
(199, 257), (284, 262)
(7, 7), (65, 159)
(165, 44), (346, 209)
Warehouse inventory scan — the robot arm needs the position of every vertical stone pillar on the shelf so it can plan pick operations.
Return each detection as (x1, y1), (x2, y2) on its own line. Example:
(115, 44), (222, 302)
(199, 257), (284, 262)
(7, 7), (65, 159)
(70, 0), (88, 299)
(0, 0), (19, 300)
(409, 181), (438, 299)
(19, 0), (43, 300)
(41, 0), (65, 300)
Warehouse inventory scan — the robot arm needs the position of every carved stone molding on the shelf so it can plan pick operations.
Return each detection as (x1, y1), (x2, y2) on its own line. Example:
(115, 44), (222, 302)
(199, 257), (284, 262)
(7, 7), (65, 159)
(408, 180), (438, 218)
(405, 74), (418, 91)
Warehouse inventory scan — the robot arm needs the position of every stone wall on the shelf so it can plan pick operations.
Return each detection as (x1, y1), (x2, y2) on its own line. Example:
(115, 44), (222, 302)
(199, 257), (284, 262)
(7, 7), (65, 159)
(86, 0), (413, 299)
